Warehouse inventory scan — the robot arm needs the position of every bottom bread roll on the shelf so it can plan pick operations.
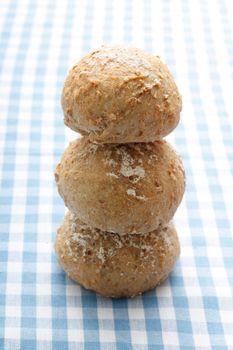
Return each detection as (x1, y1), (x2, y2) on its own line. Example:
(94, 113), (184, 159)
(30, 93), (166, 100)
(55, 212), (180, 298)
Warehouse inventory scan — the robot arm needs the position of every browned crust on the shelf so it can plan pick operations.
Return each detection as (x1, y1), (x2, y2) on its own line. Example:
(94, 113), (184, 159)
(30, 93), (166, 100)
(61, 46), (182, 143)
(55, 212), (180, 298)
(55, 137), (185, 234)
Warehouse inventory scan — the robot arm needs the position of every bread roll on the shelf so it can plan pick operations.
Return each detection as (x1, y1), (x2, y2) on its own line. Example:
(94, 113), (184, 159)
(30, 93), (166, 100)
(61, 46), (182, 143)
(55, 138), (185, 234)
(55, 212), (180, 298)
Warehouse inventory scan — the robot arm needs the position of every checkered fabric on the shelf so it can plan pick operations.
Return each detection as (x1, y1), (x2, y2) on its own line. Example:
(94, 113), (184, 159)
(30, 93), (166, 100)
(0, 0), (233, 348)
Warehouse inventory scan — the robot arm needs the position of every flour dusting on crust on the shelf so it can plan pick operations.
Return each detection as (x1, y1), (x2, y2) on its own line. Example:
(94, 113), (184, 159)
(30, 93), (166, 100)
(61, 213), (174, 265)
(127, 188), (147, 201)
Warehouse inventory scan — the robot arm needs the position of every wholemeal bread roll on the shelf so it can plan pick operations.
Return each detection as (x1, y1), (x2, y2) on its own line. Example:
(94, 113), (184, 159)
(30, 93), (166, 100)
(55, 212), (180, 298)
(55, 138), (185, 234)
(61, 46), (182, 143)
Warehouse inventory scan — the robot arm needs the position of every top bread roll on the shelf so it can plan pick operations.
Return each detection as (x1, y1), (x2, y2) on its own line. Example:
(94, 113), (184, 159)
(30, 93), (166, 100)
(61, 46), (182, 143)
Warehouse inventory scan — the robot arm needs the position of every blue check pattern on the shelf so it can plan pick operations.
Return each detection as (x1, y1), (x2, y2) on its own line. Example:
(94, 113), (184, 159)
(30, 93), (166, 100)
(0, 0), (233, 349)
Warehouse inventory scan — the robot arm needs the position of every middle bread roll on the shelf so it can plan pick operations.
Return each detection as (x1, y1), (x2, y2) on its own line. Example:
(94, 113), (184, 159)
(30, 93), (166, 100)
(55, 138), (185, 235)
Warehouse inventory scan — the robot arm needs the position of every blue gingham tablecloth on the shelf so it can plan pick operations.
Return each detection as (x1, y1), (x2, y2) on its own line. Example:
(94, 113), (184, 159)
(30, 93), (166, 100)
(0, 0), (233, 349)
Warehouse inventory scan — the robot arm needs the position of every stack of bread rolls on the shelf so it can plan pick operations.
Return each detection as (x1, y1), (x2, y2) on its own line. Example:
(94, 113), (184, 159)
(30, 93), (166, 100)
(55, 46), (185, 298)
